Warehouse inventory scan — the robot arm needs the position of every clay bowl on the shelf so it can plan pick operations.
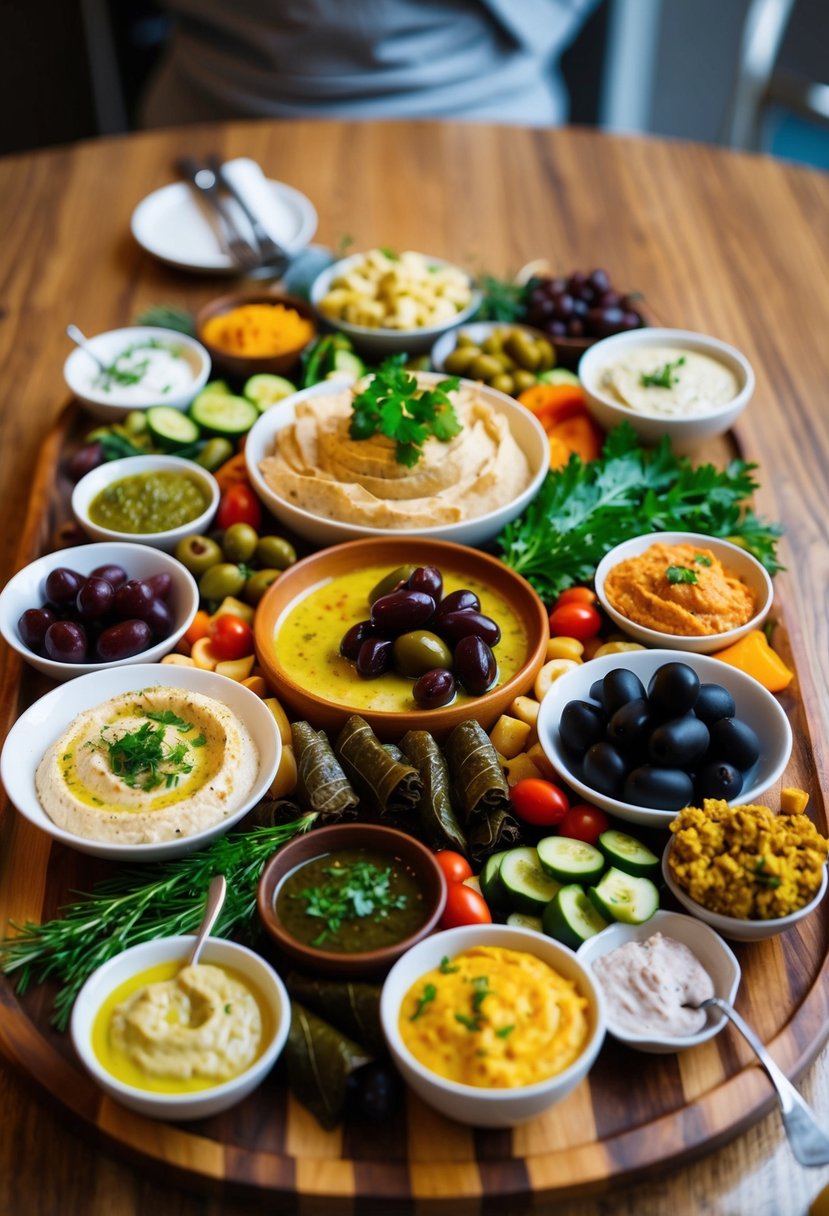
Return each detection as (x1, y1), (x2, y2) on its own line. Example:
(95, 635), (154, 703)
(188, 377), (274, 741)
(195, 290), (317, 379)
(253, 536), (550, 741)
(257, 822), (447, 977)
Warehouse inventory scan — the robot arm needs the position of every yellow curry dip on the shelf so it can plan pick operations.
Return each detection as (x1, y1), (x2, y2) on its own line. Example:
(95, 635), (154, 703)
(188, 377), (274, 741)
(604, 542), (755, 637)
(399, 945), (589, 1088)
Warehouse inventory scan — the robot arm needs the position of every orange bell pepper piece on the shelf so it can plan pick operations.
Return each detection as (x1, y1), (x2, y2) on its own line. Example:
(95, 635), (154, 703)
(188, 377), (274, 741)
(547, 413), (604, 466)
(184, 609), (211, 647)
(517, 383), (587, 430)
(213, 452), (249, 493)
(711, 629), (794, 692)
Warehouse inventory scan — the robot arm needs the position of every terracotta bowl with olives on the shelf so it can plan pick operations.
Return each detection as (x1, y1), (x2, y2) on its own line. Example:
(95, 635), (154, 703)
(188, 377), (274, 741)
(253, 536), (550, 741)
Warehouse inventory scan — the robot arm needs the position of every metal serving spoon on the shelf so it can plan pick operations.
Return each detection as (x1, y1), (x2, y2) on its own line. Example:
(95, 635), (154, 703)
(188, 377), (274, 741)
(187, 874), (227, 967)
(695, 995), (829, 1166)
(66, 324), (106, 372)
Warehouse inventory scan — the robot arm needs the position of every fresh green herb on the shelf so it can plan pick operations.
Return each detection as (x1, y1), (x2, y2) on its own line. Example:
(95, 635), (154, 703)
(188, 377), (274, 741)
(191, 734), (207, 748)
(495, 1024), (515, 1039)
(133, 304), (196, 336)
(337, 233), (355, 255)
(145, 710), (193, 731)
(754, 858), (782, 888)
(666, 565), (699, 585)
(379, 246), (399, 260)
(0, 813), (318, 1029)
(294, 859), (408, 946)
(694, 553), (713, 566)
(95, 339), (173, 392)
(350, 357), (461, 466)
(470, 975), (492, 1014)
(439, 955), (460, 974)
(640, 356), (686, 388)
(497, 423), (783, 600)
(102, 719), (193, 792)
(410, 983), (437, 1021)
(454, 1012), (483, 1032)
(224, 1003), (232, 1015)
(98, 431), (146, 461)
(476, 273), (528, 322)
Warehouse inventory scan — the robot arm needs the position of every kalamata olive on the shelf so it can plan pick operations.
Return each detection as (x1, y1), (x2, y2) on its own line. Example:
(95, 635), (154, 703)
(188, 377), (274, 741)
(433, 610), (500, 649)
(146, 572), (172, 601)
(407, 566), (443, 601)
(582, 742), (628, 798)
(44, 567), (85, 607)
(559, 700), (607, 755)
(707, 717), (761, 770)
(454, 635), (497, 695)
(586, 306), (626, 337)
(623, 765), (695, 811)
(368, 565), (418, 606)
(18, 607), (57, 652)
(142, 597), (174, 641)
(606, 698), (654, 756)
(435, 589), (480, 618)
(340, 620), (376, 661)
(113, 578), (155, 620)
(696, 761), (744, 801)
(95, 619), (153, 662)
(648, 715), (710, 767)
(599, 668), (647, 716)
(371, 590), (436, 635)
(694, 683), (736, 725)
(90, 563), (127, 589)
(393, 630), (453, 678)
(67, 442), (105, 482)
(356, 637), (394, 679)
(44, 619), (88, 663)
(647, 662), (700, 717)
(413, 668), (456, 709)
(76, 576), (115, 621)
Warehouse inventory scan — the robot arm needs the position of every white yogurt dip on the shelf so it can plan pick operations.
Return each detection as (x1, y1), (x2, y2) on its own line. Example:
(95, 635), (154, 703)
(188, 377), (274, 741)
(591, 932), (715, 1037)
(90, 340), (195, 405)
(600, 346), (739, 418)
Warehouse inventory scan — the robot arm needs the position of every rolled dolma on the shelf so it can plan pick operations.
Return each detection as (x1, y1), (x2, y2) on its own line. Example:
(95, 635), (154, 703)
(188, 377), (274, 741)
(444, 719), (520, 861)
(284, 1002), (373, 1130)
(292, 721), (359, 819)
(334, 715), (422, 816)
(400, 729), (469, 857)
(285, 974), (385, 1056)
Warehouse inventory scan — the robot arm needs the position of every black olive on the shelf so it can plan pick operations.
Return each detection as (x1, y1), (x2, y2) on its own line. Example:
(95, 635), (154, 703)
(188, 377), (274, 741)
(589, 677), (604, 704)
(407, 566), (443, 601)
(623, 765), (695, 811)
(433, 610), (501, 649)
(559, 699), (607, 756)
(694, 682), (736, 725)
(696, 761), (744, 801)
(647, 662), (700, 717)
(454, 635), (497, 695)
(606, 697), (653, 756)
(582, 741), (628, 798)
(648, 715), (710, 767)
(349, 1062), (402, 1122)
(356, 637), (393, 678)
(600, 668), (647, 716)
(435, 589), (480, 617)
(340, 619), (375, 660)
(707, 716), (761, 770)
(413, 668), (456, 708)
(370, 590), (436, 635)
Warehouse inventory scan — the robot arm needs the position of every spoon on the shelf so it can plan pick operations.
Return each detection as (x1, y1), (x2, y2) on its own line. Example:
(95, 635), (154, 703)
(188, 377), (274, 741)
(66, 324), (106, 372)
(187, 874), (227, 967)
(696, 995), (829, 1166)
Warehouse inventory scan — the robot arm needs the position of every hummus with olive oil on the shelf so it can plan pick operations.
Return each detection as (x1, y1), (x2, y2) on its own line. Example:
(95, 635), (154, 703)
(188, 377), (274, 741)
(600, 347), (739, 417)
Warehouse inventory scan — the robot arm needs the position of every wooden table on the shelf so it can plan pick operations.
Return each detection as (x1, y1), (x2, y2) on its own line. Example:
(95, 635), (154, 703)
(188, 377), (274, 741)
(1, 120), (828, 1216)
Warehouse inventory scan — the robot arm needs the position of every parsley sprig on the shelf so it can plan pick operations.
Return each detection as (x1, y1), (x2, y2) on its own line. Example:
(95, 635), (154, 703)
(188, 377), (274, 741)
(100, 711), (197, 792)
(666, 565), (698, 585)
(640, 355), (686, 388)
(350, 357), (461, 467)
(293, 859), (408, 946)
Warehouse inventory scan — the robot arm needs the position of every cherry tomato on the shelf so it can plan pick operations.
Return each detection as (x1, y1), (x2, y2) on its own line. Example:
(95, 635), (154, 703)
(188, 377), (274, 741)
(441, 884), (492, 929)
(510, 778), (570, 827)
(548, 602), (602, 641)
(558, 803), (610, 846)
(434, 850), (473, 884)
(216, 481), (262, 531)
(208, 613), (254, 661)
(554, 587), (598, 609)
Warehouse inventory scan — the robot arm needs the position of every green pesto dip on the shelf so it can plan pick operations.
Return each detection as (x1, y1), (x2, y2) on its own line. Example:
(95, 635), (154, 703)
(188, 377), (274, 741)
(89, 471), (209, 534)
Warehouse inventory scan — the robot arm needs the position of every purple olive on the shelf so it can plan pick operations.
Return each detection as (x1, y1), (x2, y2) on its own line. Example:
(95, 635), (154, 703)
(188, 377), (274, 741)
(370, 590), (435, 635)
(454, 635), (497, 696)
(413, 668), (456, 709)
(142, 597), (174, 641)
(407, 566), (443, 601)
(113, 579), (155, 621)
(18, 607), (57, 652)
(340, 619), (375, 661)
(44, 620), (88, 663)
(434, 610), (501, 649)
(44, 567), (85, 607)
(67, 443), (105, 482)
(90, 563), (127, 590)
(146, 572), (172, 601)
(95, 619), (153, 662)
(356, 637), (393, 679)
(76, 576), (115, 621)
(435, 589), (480, 618)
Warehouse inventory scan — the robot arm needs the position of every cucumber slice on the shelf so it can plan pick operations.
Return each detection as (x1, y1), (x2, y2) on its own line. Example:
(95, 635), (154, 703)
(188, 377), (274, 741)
(479, 850), (509, 910)
(498, 847), (561, 915)
(331, 349), (366, 377)
(537, 368), (580, 386)
(507, 912), (543, 933)
(543, 884), (608, 949)
(598, 829), (659, 877)
(588, 867), (660, 925)
(146, 406), (200, 449)
(243, 373), (297, 410)
(537, 836), (605, 884)
(190, 392), (259, 437)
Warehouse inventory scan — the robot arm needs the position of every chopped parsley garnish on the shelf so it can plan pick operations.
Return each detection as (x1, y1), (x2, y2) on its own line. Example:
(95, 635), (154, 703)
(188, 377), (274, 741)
(350, 356), (461, 467)
(293, 860), (408, 946)
(666, 565), (699, 585)
(102, 719), (194, 791)
(439, 956), (460, 974)
(410, 983), (437, 1021)
(454, 976), (494, 1033)
(693, 553), (713, 566)
(495, 1024), (515, 1039)
(455, 1012), (484, 1032)
(754, 857), (782, 888)
(145, 709), (194, 731)
(94, 338), (173, 392)
(640, 356), (686, 389)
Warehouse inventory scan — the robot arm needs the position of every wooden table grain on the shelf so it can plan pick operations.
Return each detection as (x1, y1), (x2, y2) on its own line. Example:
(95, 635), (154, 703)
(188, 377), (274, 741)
(1, 120), (828, 1216)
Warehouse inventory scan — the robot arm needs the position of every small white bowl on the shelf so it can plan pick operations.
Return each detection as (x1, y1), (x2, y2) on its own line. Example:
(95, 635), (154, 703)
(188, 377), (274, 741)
(0, 542), (198, 681)
(536, 649), (793, 828)
(594, 531), (773, 654)
(662, 842), (828, 942)
(71, 935), (290, 1120)
(429, 321), (552, 375)
(380, 923), (606, 1127)
(578, 328), (754, 450)
(64, 326), (211, 420)
(0, 663), (281, 861)
(576, 910), (741, 1053)
(310, 252), (481, 357)
(72, 454), (219, 552)
(244, 374), (548, 548)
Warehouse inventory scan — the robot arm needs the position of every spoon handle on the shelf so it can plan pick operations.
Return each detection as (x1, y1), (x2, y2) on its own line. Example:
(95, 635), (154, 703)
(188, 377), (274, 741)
(66, 324), (106, 372)
(706, 996), (829, 1166)
(187, 874), (227, 967)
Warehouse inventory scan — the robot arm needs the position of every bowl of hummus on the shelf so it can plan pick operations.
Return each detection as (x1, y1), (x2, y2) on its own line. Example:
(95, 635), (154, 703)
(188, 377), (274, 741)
(594, 531), (773, 653)
(0, 663), (281, 861)
(579, 328), (754, 450)
(71, 934), (290, 1120)
(244, 372), (548, 548)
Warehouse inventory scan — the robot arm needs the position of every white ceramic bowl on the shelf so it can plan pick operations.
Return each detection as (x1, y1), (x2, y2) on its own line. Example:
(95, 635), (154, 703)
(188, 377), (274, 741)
(244, 374), (548, 548)
(64, 326), (211, 419)
(72, 454), (219, 552)
(0, 542), (198, 681)
(380, 923), (606, 1127)
(0, 663), (281, 861)
(594, 531), (773, 654)
(71, 935), (290, 1120)
(576, 910), (741, 1053)
(662, 842), (828, 942)
(429, 321), (552, 375)
(310, 252), (482, 357)
(536, 649), (793, 828)
(578, 328), (754, 450)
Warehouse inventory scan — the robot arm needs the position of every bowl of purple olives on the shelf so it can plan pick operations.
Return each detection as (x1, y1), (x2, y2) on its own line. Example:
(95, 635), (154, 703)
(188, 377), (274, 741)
(0, 542), (199, 681)
(519, 268), (646, 369)
(536, 650), (792, 828)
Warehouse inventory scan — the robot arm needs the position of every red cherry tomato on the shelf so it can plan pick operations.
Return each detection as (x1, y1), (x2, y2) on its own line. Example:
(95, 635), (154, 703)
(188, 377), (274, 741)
(441, 884), (492, 929)
(208, 613), (254, 661)
(216, 481), (262, 531)
(548, 602), (602, 641)
(558, 803), (610, 846)
(434, 850), (473, 884)
(510, 778), (570, 827)
(554, 587), (598, 609)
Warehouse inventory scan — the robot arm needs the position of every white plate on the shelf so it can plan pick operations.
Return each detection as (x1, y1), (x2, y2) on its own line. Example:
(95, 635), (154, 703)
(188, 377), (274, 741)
(131, 180), (317, 274)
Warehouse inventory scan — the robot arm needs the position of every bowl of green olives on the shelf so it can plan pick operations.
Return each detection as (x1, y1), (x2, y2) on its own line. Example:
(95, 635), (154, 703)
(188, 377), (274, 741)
(430, 323), (556, 397)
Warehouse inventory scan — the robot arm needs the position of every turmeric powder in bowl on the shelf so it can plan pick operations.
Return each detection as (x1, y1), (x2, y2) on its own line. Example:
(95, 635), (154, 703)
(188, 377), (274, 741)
(202, 303), (315, 358)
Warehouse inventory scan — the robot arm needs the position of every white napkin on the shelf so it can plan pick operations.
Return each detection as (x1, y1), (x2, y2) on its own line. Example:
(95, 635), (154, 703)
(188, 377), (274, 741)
(219, 157), (298, 249)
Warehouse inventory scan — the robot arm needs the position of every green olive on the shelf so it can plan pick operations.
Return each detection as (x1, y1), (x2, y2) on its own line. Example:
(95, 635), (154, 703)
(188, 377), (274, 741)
(369, 564), (417, 605)
(196, 437), (235, 471)
(244, 568), (281, 605)
(481, 333), (505, 355)
(198, 562), (247, 601)
(513, 369), (538, 393)
(455, 331), (477, 347)
(490, 372), (516, 396)
(504, 331), (541, 370)
(174, 534), (224, 576)
(393, 630), (453, 678)
(222, 522), (259, 563)
(536, 338), (555, 369)
(467, 353), (503, 381)
(443, 346), (478, 376)
(123, 411), (149, 437)
(256, 535), (297, 570)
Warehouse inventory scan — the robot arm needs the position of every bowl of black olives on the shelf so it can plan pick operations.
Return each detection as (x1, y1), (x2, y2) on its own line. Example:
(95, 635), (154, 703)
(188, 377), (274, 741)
(536, 651), (792, 827)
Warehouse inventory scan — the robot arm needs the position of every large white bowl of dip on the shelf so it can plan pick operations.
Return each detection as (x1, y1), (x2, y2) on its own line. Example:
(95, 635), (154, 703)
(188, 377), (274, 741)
(64, 326), (211, 419)
(579, 328), (754, 449)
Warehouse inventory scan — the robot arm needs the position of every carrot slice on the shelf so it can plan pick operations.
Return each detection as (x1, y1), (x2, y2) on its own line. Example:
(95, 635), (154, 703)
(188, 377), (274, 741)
(517, 383), (587, 430)
(547, 413), (604, 464)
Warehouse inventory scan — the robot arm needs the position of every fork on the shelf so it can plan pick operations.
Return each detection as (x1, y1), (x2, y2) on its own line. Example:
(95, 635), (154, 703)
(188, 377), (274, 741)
(176, 156), (261, 273)
(207, 155), (291, 276)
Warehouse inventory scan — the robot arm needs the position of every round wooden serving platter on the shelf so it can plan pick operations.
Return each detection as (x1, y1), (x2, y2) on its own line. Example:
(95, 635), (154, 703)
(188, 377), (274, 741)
(0, 405), (827, 1211)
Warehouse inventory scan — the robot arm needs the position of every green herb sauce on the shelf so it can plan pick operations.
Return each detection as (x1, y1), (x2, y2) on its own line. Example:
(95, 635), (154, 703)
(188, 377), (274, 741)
(88, 470), (209, 533)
